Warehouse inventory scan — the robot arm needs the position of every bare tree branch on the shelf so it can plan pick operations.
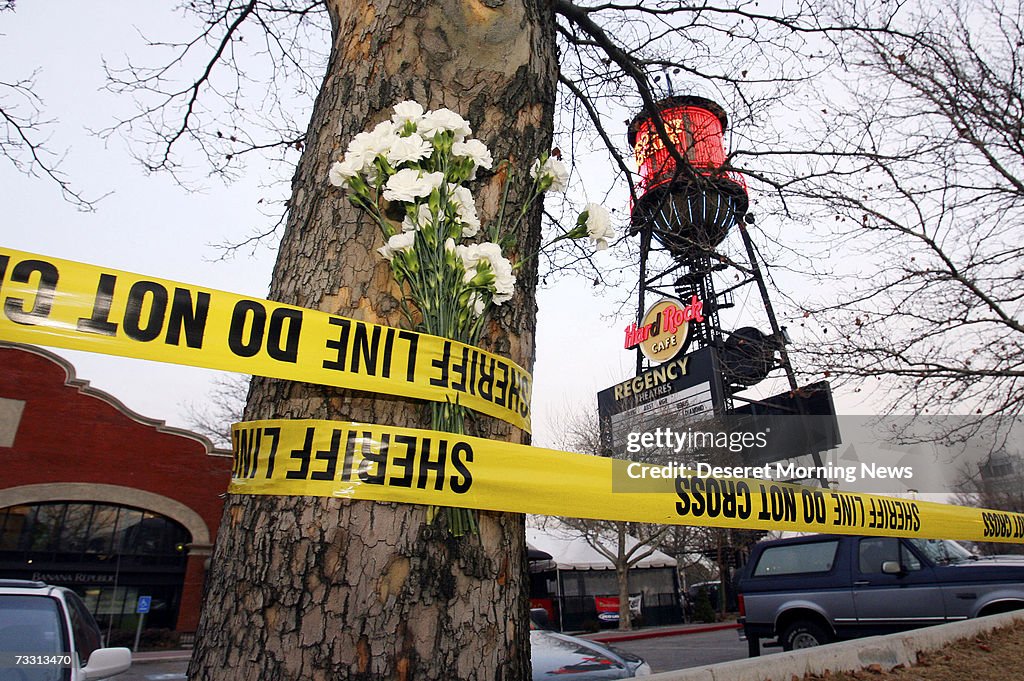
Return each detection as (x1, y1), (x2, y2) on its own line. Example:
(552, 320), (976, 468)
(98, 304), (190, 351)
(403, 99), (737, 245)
(768, 0), (1024, 438)
(182, 373), (249, 447)
(0, 72), (100, 210)
(97, 0), (327, 185)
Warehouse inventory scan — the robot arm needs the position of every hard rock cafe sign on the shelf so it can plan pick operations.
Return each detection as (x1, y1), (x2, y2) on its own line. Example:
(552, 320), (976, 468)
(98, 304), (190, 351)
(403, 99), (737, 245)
(623, 296), (704, 363)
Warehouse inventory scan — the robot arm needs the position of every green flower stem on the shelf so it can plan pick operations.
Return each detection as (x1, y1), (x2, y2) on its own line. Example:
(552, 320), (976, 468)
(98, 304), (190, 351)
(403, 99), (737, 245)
(340, 128), (560, 537)
(512, 225), (587, 271)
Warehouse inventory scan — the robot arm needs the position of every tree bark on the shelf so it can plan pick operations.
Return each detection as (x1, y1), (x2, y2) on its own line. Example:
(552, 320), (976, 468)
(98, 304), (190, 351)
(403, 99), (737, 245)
(615, 524), (632, 631)
(188, 1), (557, 679)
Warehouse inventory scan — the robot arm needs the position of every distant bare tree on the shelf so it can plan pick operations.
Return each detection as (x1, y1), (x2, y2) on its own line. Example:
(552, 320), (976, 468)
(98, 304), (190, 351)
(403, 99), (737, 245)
(658, 525), (713, 595)
(955, 449), (1024, 555)
(182, 374), (249, 448)
(0, 0), (95, 210)
(549, 406), (673, 630)
(767, 1), (1024, 445)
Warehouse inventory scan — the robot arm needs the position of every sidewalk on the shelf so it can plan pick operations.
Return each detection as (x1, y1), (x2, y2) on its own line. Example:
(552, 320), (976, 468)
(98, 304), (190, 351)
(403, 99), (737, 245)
(647, 610), (1024, 681)
(129, 648), (193, 664)
(581, 621), (741, 644)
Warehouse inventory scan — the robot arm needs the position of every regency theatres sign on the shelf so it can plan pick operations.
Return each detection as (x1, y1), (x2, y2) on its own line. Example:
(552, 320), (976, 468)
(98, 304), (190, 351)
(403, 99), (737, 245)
(623, 295), (704, 363)
(597, 346), (723, 455)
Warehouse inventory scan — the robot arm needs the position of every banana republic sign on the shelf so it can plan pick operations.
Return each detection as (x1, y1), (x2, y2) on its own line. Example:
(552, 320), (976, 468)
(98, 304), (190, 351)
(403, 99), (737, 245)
(623, 296), (704, 363)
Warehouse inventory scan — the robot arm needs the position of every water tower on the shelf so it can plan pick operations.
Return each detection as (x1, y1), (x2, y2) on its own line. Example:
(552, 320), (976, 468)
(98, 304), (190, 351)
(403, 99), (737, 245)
(627, 95), (749, 261)
(627, 93), (796, 403)
(610, 91), (838, 482)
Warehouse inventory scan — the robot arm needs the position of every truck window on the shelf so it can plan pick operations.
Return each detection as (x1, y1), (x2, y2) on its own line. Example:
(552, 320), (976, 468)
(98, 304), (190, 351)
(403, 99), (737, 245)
(858, 537), (920, 574)
(907, 538), (973, 565)
(752, 540), (839, 576)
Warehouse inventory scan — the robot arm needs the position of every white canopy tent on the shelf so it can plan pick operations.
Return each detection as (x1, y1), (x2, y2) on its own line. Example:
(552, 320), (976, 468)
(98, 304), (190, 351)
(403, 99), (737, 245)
(526, 521), (682, 631)
(526, 525), (677, 571)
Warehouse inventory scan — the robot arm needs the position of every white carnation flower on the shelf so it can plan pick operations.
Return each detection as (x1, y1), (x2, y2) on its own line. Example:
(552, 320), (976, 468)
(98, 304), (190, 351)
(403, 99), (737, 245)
(456, 243), (487, 281)
(458, 242), (516, 305)
(491, 270), (516, 304)
(328, 158), (361, 186)
(468, 292), (486, 316)
(455, 243), (480, 272)
(386, 134), (432, 165)
(449, 185), (474, 211)
(391, 100), (425, 126)
(452, 139), (493, 171)
(418, 108), (472, 141)
(370, 119), (397, 138)
(531, 156), (569, 193)
(378, 231), (416, 261)
(402, 204), (434, 232)
(583, 203), (615, 250)
(448, 184), (481, 237)
(422, 171), (445, 191)
(347, 120), (399, 161)
(384, 169), (443, 203)
(460, 213), (481, 238)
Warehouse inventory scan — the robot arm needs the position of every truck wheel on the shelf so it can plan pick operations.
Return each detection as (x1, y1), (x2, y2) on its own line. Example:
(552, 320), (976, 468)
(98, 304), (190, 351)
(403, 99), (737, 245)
(781, 620), (830, 650)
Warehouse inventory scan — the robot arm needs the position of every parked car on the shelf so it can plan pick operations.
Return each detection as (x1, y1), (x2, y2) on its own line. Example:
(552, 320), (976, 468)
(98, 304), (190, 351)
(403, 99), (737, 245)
(0, 579), (131, 680)
(530, 609), (650, 679)
(737, 534), (1024, 656)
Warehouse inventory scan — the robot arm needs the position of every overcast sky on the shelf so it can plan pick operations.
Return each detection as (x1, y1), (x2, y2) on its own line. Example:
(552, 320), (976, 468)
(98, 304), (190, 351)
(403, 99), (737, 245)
(0, 3), (666, 448)
(2, 3), (908, 463)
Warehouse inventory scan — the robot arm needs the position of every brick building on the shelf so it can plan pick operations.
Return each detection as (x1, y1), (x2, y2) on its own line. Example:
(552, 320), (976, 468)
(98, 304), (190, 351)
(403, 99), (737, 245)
(0, 341), (232, 639)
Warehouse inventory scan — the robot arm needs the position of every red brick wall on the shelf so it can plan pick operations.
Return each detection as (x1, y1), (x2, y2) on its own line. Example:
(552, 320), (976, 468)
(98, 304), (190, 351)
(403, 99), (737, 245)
(0, 343), (233, 632)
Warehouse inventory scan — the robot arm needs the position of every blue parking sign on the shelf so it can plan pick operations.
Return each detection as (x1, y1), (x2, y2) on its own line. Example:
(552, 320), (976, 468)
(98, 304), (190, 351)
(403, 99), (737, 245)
(136, 596), (152, 614)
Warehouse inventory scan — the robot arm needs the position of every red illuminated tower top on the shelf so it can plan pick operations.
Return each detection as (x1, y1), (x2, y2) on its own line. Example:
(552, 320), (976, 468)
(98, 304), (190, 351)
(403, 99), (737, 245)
(628, 95), (748, 259)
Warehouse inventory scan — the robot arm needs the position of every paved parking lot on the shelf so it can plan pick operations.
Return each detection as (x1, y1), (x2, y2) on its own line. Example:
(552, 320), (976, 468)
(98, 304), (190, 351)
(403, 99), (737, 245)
(120, 627), (778, 679)
(612, 627), (770, 672)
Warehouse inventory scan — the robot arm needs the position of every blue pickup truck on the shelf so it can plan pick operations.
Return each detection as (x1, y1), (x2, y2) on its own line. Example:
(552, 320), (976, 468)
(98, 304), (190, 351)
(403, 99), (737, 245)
(737, 534), (1024, 656)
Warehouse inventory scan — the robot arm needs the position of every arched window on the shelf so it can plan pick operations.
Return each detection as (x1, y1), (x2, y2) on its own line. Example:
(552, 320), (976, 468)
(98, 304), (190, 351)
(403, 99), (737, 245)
(0, 502), (191, 632)
(0, 502), (190, 564)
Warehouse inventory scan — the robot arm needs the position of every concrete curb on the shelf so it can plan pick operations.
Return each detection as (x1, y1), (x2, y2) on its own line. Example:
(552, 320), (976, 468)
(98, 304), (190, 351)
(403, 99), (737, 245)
(588, 623), (741, 643)
(645, 611), (1024, 681)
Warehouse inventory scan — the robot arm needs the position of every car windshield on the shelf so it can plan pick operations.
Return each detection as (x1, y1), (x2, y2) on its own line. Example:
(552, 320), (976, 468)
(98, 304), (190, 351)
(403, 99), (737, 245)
(0, 594), (69, 681)
(908, 538), (975, 565)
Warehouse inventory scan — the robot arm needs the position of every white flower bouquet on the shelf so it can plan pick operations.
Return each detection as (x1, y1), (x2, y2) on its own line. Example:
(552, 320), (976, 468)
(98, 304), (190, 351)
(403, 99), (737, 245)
(330, 101), (613, 534)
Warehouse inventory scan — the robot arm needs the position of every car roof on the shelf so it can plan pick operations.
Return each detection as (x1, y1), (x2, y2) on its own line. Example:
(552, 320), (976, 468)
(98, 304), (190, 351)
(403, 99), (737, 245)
(0, 579), (65, 598)
(0, 579), (48, 588)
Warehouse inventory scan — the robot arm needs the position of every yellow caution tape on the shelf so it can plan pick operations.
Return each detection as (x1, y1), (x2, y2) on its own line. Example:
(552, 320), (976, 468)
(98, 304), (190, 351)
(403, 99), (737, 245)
(0, 248), (532, 431)
(228, 419), (1024, 544)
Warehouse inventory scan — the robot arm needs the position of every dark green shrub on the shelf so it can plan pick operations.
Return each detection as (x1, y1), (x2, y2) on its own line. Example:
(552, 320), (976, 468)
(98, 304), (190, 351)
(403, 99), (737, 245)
(693, 586), (716, 623)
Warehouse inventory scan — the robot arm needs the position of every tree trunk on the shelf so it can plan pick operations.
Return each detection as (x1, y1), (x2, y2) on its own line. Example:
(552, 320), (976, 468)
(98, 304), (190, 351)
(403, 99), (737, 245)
(616, 524), (632, 631)
(716, 532), (728, 619)
(615, 565), (632, 631)
(188, 1), (557, 679)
